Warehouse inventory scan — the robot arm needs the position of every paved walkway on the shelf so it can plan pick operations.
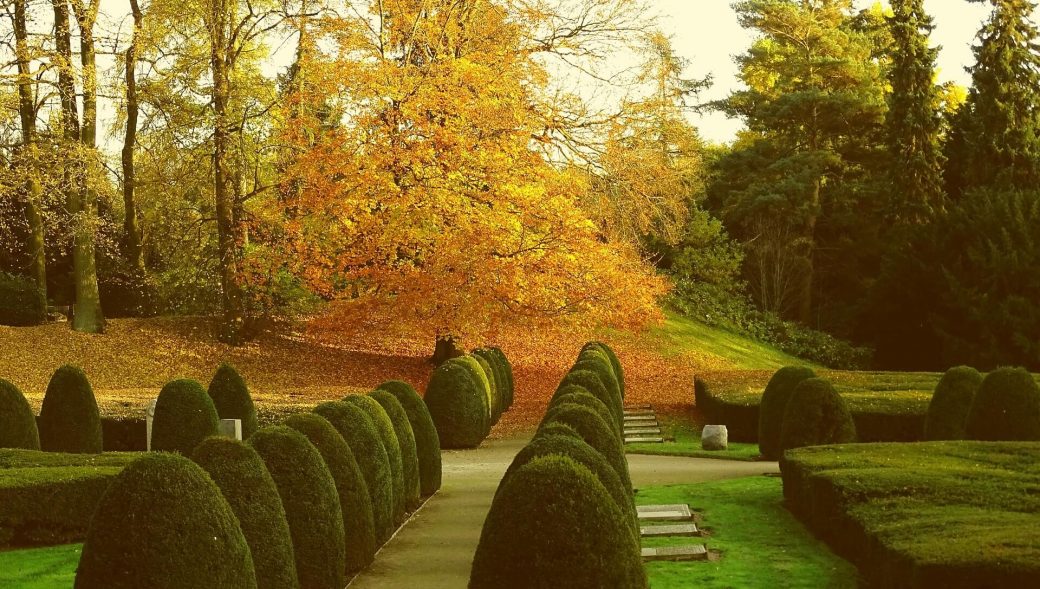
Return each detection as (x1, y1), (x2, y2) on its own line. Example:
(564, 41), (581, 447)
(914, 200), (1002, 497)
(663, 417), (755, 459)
(347, 436), (779, 588)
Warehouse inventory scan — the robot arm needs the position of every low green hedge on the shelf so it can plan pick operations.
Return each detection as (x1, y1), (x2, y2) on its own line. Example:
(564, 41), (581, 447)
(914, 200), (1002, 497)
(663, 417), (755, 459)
(781, 442), (1040, 588)
(376, 380), (441, 496)
(99, 418), (147, 451)
(208, 363), (259, 439)
(0, 379), (40, 450)
(38, 365), (103, 454)
(425, 358), (489, 449)
(0, 450), (140, 547)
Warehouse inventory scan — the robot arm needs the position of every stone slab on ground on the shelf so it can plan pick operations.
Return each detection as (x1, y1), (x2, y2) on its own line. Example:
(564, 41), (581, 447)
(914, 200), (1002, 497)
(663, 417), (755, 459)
(641, 544), (708, 562)
(641, 523), (700, 537)
(625, 436), (664, 444)
(623, 418), (658, 426)
(623, 410), (656, 417)
(637, 504), (693, 521)
(623, 427), (662, 435)
(624, 404), (652, 410)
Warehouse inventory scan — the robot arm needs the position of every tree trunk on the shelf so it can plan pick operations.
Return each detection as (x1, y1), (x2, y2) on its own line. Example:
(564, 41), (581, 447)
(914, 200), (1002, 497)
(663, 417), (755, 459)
(12, 0), (47, 315)
(431, 335), (464, 366)
(798, 179), (821, 326)
(122, 0), (145, 272)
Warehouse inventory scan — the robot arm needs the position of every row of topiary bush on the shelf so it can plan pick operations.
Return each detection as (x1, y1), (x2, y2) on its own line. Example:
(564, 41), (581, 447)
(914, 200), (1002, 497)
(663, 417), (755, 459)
(424, 347), (514, 449)
(470, 341), (647, 589)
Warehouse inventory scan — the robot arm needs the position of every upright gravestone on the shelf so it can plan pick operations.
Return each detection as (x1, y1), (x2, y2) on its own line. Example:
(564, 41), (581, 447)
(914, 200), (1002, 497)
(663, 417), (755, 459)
(145, 399), (157, 451)
(219, 419), (243, 441)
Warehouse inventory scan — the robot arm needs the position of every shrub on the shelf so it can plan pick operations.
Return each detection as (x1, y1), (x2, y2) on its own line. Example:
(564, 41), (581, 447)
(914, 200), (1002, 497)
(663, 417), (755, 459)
(779, 378), (857, 454)
(150, 379), (219, 455)
(572, 353), (621, 409)
(0, 379), (40, 450)
(924, 366), (984, 441)
(965, 367), (1040, 441)
(538, 421), (580, 440)
(549, 385), (622, 440)
(498, 432), (637, 535)
(456, 355), (494, 430)
(369, 390), (421, 510)
(540, 403), (631, 492)
(38, 366), (103, 454)
(191, 438), (299, 589)
(248, 426), (346, 589)
(376, 380), (442, 496)
(0, 272), (44, 326)
(74, 453), (256, 589)
(424, 359), (489, 449)
(343, 395), (405, 524)
(313, 401), (394, 544)
(488, 347), (515, 409)
(472, 349), (507, 416)
(583, 342), (624, 398)
(207, 363), (259, 439)
(97, 268), (161, 318)
(557, 370), (621, 428)
(285, 413), (377, 575)
(472, 354), (502, 423)
(758, 366), (817, 460)
(470, 456), (646, 589)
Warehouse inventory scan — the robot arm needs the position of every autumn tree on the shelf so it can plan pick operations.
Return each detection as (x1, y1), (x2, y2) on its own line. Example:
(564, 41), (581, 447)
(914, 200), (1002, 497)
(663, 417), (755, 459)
(121, 0), (145, 272)
(281, 0), (666, 359)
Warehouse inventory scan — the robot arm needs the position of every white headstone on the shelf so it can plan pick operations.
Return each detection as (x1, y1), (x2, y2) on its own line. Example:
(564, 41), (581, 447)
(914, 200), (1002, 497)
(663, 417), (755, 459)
(218, 419), (243, 441)
(701, 425), (728, 451)
(145, 399), (158, 451)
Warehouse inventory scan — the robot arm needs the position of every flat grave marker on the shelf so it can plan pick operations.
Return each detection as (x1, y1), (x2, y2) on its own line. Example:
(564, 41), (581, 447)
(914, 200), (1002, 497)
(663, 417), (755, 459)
(641, 545), (708, 562)
(623, 427), (662, 435)
(640, 523), (700, 538)
(636, 504), (693, 521)
(625, 436), (664, 444)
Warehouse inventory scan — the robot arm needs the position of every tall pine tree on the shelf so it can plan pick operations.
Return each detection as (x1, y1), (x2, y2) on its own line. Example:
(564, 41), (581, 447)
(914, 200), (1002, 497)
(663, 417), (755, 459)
(886, 0), (945, 222)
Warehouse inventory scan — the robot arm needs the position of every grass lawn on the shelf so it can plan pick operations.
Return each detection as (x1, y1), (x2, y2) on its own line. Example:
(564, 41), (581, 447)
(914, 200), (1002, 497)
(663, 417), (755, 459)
(626, 415), (762, 461)
(0, 544), (81, 589)
(639, 476), (857, 588)
(650, 310), (808, 371)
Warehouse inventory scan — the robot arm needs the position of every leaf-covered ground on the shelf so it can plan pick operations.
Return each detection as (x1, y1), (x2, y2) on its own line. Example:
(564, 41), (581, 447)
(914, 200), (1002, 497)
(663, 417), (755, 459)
(0, 310), (798, 436)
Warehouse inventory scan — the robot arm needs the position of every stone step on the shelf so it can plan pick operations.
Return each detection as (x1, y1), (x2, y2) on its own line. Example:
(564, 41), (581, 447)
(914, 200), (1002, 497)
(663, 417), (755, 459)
(623, 416), (658, 423)
(623, 427), (662, 435)
(641, 544), (708, 562)
(636, 504), (693, 521)
(623, 410), (656, 417)
(640, 523), (699, 538)
(625, 436), (664, 444)
(624, 404), (652, 410)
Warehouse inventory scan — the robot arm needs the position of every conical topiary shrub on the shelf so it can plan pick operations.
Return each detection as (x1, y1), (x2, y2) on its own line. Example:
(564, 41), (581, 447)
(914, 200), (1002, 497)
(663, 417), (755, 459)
(424, 358), (489, 449)
(208, 363), (259, 439)
(285, 413), (377, 575)
(38, 365), (102, 453)
(583, 342), (623, 398)
(488, 347), (514, 409)
(758, 366), (817, 459)
(965, 367), (1040, 441)
(191, 437), (299, 589)
(557, 370), (621, 428)
(248, 426), (346, 589)
(74, 453), (256, 589)
(540, 402), (630, 492)
(573, 349), (620, 406)
(472, 354), (502, 424)
(369, 390), (421, 510)
(150, 379), (219, 455)
(470, 456), (647, 589)
(779, 378), (857, 454)
(456, 356), (493, 432)
(0, 378), (40, 450)
(377, 380), (442, 496)
(549, 385), (622, 440)
(472, 349), (508, 416)
(925, 366), (984, 441)
(313, 401), (394, 544)
(343, 395), (405, 525)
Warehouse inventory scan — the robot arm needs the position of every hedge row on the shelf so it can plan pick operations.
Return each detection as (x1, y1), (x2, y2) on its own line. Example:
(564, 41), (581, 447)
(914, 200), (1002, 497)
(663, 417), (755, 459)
(425, 347), (514, 449)
(471, 341), (647, 589)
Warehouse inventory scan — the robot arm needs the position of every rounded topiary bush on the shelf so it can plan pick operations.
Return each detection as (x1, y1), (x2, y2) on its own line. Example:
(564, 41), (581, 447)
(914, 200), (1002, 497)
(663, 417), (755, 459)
(540, 402), (631, 492)
(779, 378), (857, 454)
(470, 456), (646, 589)
(424, 358), (489, 449)
(208, 363), (259, 439)
(924, 366), (984, 441)
(377, 380), (442, 496)
(758, 366), (817, 460)
(472, 349), (507, 415)
(457, 355), (494, 430)
(538, 421), (580, 440)
(313, 401), (394, 544)
(557, 370), (621, 428)
(583, 341), (623, 398)
(248, 426), (346, 589)
(473, 354), (502, 423)
(965, 367), (1040, 441)
(0, 378), (40, 450)
(191, 437), (299, 589)
(549, 385), (622, 440)
(150, 379), (219, 455)
(574, 348), (620, 404)
(343, 395), (405, 524)
(369, 390), (421, 510)
(74, 453), (256, 589)
(285, 413), (377, 575)
(488, 347), (514, 409)
(38, 365), (102, 453)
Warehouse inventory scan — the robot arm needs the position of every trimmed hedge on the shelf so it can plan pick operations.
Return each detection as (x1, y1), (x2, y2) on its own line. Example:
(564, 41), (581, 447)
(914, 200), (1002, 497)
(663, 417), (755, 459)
(377, 380), (441, 496)
(0, 379), (40, 450)
(473, 354), (502, 423)
(191, 437), (300, 589)
(965, 367), (1040, 441)
(457, 355), (494, 431)
(150, 379), (219, 455)
(558, 370), (621, 428)
(473, 349), (509, 415)
(758, 366), (817, 460)
(208, 363), (259, 439)
(470, 455), (647, 589)
(540, 402), (631, 492)
(285, 413), (377, 575)
(100, 417), (147, 452)
(584, 341), (624, 399)
(549, 385), (622, 440)
(0, 450), (139, 547)
(313, 401), (394, 544)
(488, 347), (515, 408)
(574, 347), (620, 402)
(74, 453), (256, 589)
(38, 366), (103, 454)
(779, 378), (857, 454)
(343, 395), (405, 524)
(248, 426), (346, 589)
(0, 272), (44, 326)
(425, 358), (489, 449)
(924, 366), (983, 441)
(369, 390), (421, 510)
